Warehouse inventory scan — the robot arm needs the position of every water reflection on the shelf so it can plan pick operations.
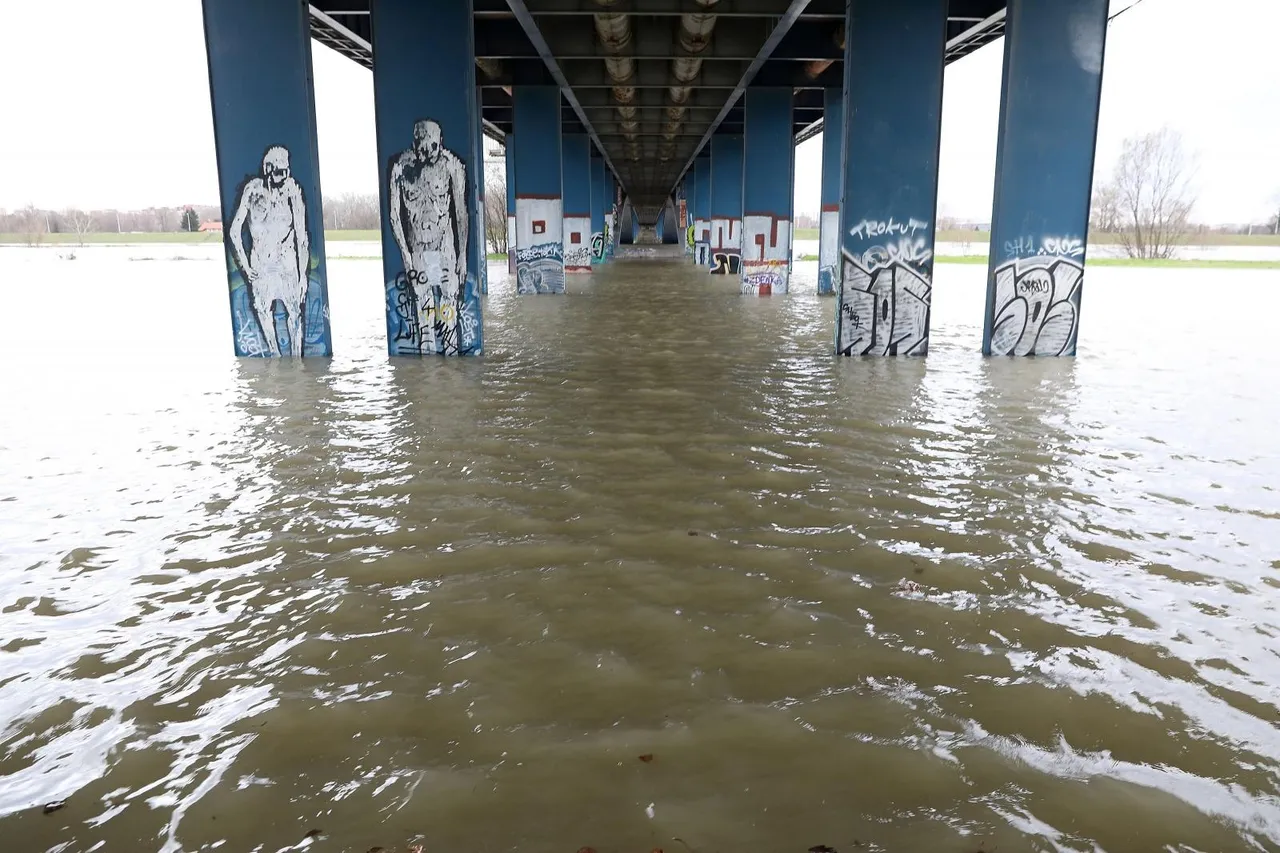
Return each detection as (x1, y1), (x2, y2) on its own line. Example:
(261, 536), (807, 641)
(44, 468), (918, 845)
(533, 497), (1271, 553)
(0, 252), (1277, 852)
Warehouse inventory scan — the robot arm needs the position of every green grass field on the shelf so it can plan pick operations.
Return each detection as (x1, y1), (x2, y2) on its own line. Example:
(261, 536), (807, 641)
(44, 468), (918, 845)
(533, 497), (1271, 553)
(8, 228), (1277, 249)
(0, 230), (385, 245)
(794, 253), (1280, 270)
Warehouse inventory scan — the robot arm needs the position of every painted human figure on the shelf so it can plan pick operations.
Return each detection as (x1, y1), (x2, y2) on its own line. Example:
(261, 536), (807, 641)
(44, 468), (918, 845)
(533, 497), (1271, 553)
(389, 119), (469, 355)
(229, 146), (310, 357)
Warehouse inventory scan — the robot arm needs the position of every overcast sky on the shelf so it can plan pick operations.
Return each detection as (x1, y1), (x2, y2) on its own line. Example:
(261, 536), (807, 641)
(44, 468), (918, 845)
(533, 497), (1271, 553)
(0, 0), (1276, 224)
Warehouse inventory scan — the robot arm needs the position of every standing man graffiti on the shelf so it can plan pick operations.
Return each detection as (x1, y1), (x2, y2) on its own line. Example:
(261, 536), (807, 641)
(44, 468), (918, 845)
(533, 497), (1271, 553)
(229, 145), (311, 357)
(388, 118), (469, 355)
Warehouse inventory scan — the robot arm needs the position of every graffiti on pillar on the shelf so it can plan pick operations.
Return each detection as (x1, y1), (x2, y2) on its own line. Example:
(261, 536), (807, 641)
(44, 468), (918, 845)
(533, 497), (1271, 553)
(709, 217), (741, 276)
(694, 218), (711, 267)
(515, 196), (565, 294)
(818, 205), (840, 296)
(227, 145), (329, 357)
(741, 213), (792, 295)
(686, 224), (695, 255)
(711, 253), (741, 275)
(1003, 234), (1084, 260)
(604, 213), (615, 258)
(385, 119), (480, 356)
(590, 229), (605, 263)
(838, 216), (933, 356)
(989, 254), (1082, 356)
(564, 215), (592, 273)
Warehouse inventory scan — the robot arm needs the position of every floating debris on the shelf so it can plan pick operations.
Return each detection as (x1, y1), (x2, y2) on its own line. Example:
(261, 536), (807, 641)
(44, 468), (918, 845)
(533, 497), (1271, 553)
(638, 753), (655, 763)
(42, 801), (66, 815)
(894, 578), (924, 594)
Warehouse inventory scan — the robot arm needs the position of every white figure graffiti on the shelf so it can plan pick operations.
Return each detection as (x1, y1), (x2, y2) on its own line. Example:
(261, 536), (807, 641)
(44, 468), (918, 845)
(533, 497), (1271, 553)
(229, 145), (310, 357)
(989, 256), (1082, 356)
(389, 118), (469, 355)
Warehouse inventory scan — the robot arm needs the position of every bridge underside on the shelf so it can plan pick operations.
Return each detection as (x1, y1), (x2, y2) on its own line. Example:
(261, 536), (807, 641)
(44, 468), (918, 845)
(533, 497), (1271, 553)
(308, 0), (1007, 215)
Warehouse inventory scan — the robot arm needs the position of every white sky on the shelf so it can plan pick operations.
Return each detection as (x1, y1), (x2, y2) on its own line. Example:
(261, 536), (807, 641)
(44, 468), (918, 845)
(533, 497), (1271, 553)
(0, 0), (1276, 224)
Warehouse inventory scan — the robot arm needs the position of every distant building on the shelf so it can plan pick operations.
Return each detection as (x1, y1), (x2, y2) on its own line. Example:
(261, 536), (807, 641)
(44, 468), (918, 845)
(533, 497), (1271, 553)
(199, 220), (223, 232)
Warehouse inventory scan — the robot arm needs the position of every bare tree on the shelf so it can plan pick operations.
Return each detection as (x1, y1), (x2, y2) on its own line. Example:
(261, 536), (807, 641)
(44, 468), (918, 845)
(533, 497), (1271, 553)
(65, 209), (95, 245)
(1089, 182), (1120, 234)
(484, 175), (507, 253)
(1102, 127), (1197, 259)
(20, 204), (46, 246)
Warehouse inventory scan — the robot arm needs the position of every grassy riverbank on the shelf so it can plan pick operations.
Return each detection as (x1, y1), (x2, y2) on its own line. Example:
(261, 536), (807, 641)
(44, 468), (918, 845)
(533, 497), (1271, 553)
(0, 230), (385, 245)
(795, 253), (1280, 270)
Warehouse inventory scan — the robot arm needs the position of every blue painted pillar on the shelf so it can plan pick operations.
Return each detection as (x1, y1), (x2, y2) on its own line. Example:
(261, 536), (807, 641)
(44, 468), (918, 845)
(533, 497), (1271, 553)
(984, 0), (1108, 356)
(836, 0), (945, 356)
(632, 205), (639, 243)
(620, 199), (634, 245)
(562, 134), (592, 274)
(607, 175), (618, 257)
(692, 154), (711, 266)
(686, 175), (696, 256)
(742, 88), (794, 295)
(505, 136), (516, 274)
(370, 0), (482, 356)
(818, 88), (843, 296)
(709, 134), (744, 274)
(201, 0), (331, 358)
(590, 154), (607, 265)
(656, 209), (665, 243)
(678, 181), (691, 255)
(473, 86), (488, 295)
(512, 86), (564, 294)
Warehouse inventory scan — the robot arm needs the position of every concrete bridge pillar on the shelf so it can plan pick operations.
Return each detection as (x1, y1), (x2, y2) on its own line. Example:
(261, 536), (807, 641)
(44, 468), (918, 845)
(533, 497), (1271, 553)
(678, 182), (691, 255)
(742, 88), (794, 295)
(562, 134), (593, 274)
(370, 0), (483, 356)
(836, 0), (945, 356)
(818, 87), (843, 296)
(983, 0), (1108, 356)
(200, 0), (332, 358)
(709, 134), (744, 275)
(473, 86), (488, 295)
(692, 154), (711, 266)
(590, 154), (607, 266)
(664, 198), (680, 245)
(619, 199), (634, 245)
(608, 175), (619, 258)
(505, 136), (517, 274)
(512, 86), (565, 293)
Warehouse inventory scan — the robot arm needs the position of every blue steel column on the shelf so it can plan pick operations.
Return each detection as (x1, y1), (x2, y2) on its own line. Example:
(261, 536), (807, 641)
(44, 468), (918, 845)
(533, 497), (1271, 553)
(562, 134), (592, 274)
(836, 0), (945, 356)
(513, 87), (564, 293)
(818, 88), (843, 296)
(473, 87), (488, 295)
(983, 0), (1108, 356)
(371, 0), (482, 356)
(590, 154), (607, 265)
(683, 174), (696, 258)
(201, 0), (331, 358)
(709, 134), (744, 274)
(505, 136), (516, 274)
(742, 88), (794, 295)
(692, 154), (711, 266)
(607, 176), (619, 258)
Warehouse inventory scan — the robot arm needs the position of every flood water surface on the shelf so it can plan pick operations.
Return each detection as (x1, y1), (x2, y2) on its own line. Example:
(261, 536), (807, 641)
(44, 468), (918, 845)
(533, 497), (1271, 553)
(1, 248), (1279, 852)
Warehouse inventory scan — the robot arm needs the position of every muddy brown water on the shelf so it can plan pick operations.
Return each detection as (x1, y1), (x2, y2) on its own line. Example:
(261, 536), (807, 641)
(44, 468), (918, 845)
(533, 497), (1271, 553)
(1, 248), (1278, 852)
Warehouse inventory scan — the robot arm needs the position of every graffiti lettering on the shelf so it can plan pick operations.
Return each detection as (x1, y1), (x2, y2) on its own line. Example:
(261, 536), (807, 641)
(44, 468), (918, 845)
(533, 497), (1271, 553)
(849, 217), (928, 241)
(1004, 235), (1085, 259)
(711, 252), (741, 275)
(839, 253), (931, 356)
(590, 230), (605, 261)
(862, 236), (932, 270)
(989, 256), (1082, 356)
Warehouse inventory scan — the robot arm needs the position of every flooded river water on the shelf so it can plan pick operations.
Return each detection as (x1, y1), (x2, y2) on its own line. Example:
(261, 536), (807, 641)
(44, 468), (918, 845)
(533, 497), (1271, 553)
(1, 247), (1278, 852)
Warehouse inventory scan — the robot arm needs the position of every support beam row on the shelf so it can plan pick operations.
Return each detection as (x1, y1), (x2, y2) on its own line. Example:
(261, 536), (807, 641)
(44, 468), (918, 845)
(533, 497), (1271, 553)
(203, 0), (1108, 359)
